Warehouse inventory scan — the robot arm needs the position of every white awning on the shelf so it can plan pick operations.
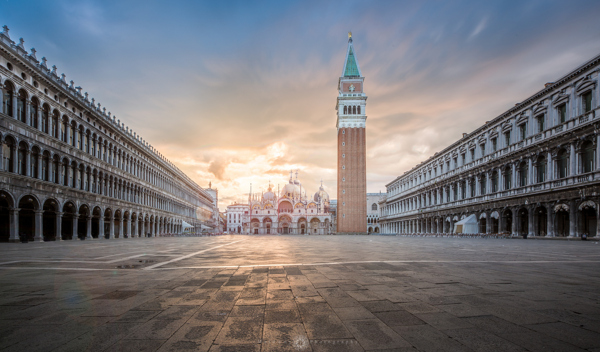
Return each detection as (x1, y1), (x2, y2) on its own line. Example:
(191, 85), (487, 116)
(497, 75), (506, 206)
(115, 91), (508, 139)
(182, 221), (194, 230)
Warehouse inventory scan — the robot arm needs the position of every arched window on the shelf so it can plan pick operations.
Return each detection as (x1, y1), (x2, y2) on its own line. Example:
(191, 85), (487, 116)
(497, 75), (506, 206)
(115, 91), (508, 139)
(491, 170), (498, 193)
(17, 90), (27, 123)
(371, 203), (377, 211)
(581, 141), (595, 173)
(30, 98), (39, 128)
(557, 149), (568, 178)
(343, 106), (347, 114)
(30, 147), (39, 178)
(536, 156), (546, 183)
(519, 161), (528, 187)
(504, 166), (511, 190)
(353, 106), (357, 114)
(61, 118), (68, 142)
(2, 81), (14, 117)
(18, 143), (27, 176)
(42, 152), (50, 181)
(42, 105), (49, 134)
(357, 106), (361, 114)
(480, 175), (486, 195)
(2, 138), (15, 172)
(52, 111), (59, 138)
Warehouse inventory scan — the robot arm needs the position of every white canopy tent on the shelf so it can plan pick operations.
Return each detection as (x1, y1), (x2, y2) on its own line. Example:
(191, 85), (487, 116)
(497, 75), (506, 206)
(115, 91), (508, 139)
(453, 214), (478, 234)
(181, 220), (194, 233)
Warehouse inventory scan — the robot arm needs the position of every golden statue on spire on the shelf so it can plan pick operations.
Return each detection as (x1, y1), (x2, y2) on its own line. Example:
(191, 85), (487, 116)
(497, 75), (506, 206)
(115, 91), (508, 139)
(348, 31), (352, 39)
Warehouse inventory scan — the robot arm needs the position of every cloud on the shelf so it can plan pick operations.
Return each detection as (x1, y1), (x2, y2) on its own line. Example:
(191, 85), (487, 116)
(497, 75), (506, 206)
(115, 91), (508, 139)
(7, 0), (600, 210)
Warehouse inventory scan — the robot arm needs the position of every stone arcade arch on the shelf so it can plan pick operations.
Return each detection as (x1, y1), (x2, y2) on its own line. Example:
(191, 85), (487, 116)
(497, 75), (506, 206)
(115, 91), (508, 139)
(18, 194), (39, 241)
(92, 206), (102, 239)
(42, 198), (58, 241)
(77, 204), (90, 240)
(62, 201), (76, 240)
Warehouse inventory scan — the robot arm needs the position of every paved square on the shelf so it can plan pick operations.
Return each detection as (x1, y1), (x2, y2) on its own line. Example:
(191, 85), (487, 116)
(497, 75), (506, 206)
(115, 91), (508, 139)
(1, 235), (599, 351)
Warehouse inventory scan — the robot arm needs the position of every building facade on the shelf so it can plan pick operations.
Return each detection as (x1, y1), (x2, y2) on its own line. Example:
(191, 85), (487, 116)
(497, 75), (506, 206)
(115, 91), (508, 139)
(380, 53), (600, 238)
(242, 173), (331, 235)
(0, 26), (215, 242)
(226, 203), (247, 234)
(336, 32), (367, 234)
(367, 192), (385, 233)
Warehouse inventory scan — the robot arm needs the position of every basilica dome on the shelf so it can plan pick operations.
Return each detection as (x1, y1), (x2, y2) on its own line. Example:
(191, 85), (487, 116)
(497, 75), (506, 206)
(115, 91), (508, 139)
(314, 185), (330, 203)
(281, 183), (300, 198)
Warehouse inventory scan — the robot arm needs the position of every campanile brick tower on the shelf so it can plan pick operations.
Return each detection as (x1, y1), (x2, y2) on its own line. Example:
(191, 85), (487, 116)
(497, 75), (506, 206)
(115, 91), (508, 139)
(336, 32), (367, 234)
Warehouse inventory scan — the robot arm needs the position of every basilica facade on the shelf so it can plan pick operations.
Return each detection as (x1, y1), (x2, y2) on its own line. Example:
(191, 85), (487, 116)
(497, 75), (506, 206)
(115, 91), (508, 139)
(241, 173), (332, 235)
(380, 52), (600, 238)
(0, 26), (215, 242)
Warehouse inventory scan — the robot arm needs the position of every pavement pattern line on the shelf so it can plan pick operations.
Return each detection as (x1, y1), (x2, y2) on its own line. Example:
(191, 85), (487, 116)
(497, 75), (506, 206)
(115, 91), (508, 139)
(143, 239), (248, 270)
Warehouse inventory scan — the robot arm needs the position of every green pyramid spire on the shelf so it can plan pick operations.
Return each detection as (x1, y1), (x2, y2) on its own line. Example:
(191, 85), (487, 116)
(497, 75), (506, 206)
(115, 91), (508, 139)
(344, 47), (360, 77)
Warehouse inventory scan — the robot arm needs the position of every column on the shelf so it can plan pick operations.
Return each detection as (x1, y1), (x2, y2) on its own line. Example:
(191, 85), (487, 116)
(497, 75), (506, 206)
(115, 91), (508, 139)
(141, 221), (145, 237)
(34, 210), (43, 242)
(56, 212), (63, 241)
(109, 216), (115, 239)
(569, 200), (577, 237)
(596, 206), (600, 238)
(512, 163), (516, 188)
(475, 177), (480, 196)
(86, 217), (92, 239)
(25, 101), (30, 125)
(546, 204), (555, 237)
(547, 151), (553, 182)
(37, 155), (42, 180)
(11, 145), (17, 174)
(528, 158), (533, 186)
(126, 219), (132, 238)
(37, 108), (42, 131)
(12, 94), (17, 119)
(528, 207), (535, 237)
(511, 208), (517, 236)
(570, 144), (576, 176)
(9, 208), (19, 242)
(118, 218), (124, 239)
(72, 214), (78, 240)
(596, 134), (600, 171)
(486, 212), (491, 234)
(24, 150), (31, 177)
(99, 218), (105, 239)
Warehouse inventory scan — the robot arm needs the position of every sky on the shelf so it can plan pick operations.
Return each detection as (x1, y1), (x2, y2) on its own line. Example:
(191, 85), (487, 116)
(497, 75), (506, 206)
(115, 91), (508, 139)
(2, 0), (600, 210)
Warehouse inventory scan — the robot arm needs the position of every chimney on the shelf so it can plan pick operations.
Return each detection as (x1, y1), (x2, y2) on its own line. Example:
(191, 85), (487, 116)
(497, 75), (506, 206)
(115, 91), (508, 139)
(545, 82), (554, 88)
(462, 133), (468, 138)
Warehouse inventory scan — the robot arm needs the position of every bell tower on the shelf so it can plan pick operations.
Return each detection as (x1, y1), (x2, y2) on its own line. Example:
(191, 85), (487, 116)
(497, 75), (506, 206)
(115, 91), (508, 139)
(336, 32), (367, 234)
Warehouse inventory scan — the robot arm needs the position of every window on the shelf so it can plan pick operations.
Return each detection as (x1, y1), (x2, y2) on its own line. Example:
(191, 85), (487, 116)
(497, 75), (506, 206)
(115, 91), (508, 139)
(461, 181), (466, 199)
(2, 82), (14, 117)
(557, 149), (568, 178)
(504, 167), (511, 190)
(504, 131), (511, 147)
(537, 115), (545, 132)
(446, 161), (450, 172)
(453, 157), (457, 169)
(371, 203), (377, 211)
(453, 184), (457, 200)
(583, 91), (593, 113)
(519, 123), (527, 140)
(558, 104), (567, 123)
(519, 162), (528, 186)
(480, 176), (486, 195)
(470, 149), (475, 161)
(491, 138), (497, 152)
(491, 171), (498, 192)
(480, 143), (486, 157)
(581, 141), (594, 173)
(536, 157), (546, 183)
(470, 179), (475, 197)
(461, 153), (466, 165)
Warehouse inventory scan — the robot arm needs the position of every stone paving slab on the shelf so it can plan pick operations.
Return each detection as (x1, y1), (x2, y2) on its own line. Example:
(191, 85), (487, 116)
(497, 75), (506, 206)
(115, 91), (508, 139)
(0, 235), (599, 351)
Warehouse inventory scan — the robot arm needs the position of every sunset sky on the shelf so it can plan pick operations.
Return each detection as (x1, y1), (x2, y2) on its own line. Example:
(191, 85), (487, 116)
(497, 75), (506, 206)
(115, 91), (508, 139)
(2, 0), (600, 209)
